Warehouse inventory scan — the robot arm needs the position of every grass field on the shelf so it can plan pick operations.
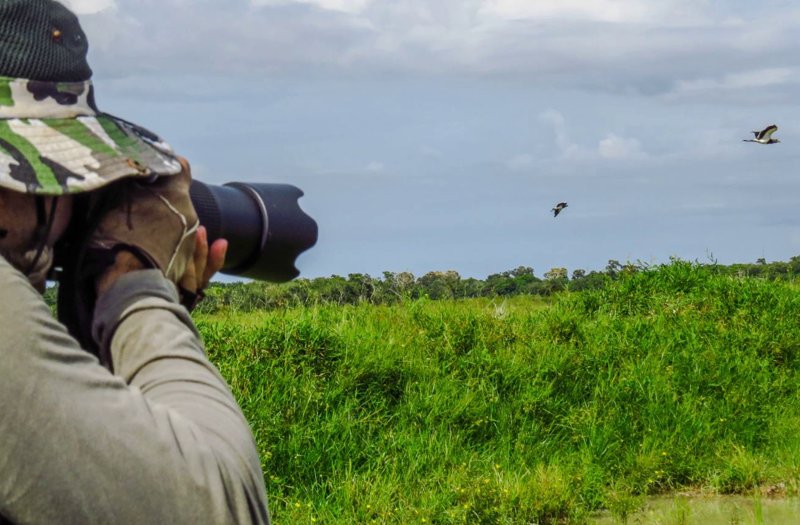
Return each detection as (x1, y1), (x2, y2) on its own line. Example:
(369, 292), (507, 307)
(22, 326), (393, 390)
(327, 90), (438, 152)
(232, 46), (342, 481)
(196, 261), (800, 523)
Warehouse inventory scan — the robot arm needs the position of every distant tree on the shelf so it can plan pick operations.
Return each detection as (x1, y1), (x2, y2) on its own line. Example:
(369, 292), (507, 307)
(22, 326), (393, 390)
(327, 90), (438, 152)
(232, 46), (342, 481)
(790, 256), (800, 276)
(346, 273), (375, 302)
(766, 261), (790, 280)
(417, 271), (461, 299)
(605, 259), (623, 277)
(377, 271), (417, 302)
(461, 277), (485, 298)
(756, 257), (767, 265)
(569, 271), (610, 292)
(311, 275), (349, 304)
(503, 266), (534, 278)
(485, 266), (538, 296)
(622, 262), (640, 276)
(571, 269), (586, 280)
(374, 272), (400, 303)
(544, 267), (568, 281)
(396, 272), (416, 294)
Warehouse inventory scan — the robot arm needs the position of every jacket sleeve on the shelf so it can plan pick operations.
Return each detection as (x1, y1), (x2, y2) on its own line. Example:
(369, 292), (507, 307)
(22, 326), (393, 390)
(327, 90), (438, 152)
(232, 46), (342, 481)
(0, 257), (271, 525)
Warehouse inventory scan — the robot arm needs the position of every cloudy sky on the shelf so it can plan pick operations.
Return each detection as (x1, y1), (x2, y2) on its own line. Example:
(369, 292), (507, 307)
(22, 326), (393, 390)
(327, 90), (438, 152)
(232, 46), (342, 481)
(63, 0), (800, 280)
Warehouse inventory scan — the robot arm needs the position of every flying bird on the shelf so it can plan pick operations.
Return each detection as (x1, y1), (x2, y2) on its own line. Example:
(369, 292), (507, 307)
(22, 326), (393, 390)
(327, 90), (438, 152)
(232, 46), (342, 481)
(743, 124), (780, 144)
(552, 202), (568, 217)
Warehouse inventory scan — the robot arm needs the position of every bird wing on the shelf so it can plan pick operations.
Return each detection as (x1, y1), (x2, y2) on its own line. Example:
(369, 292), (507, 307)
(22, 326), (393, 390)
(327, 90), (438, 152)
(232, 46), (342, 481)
(759, 125), (778, 140)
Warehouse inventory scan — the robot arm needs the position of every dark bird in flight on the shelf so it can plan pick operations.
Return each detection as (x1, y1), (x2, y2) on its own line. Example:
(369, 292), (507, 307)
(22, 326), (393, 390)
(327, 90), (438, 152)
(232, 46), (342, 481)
(552, 202), (568, 217)
(743, 124), (780, 144)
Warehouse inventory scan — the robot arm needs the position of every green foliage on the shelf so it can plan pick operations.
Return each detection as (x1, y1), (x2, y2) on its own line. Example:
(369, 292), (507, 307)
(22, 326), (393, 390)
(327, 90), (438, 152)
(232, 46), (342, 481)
(186, 256), (800, 316)
(197, 260), (800, 523)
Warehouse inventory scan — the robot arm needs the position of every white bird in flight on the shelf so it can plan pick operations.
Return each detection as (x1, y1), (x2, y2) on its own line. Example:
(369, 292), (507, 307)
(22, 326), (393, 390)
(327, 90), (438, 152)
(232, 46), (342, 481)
(743, 124), (780, 144)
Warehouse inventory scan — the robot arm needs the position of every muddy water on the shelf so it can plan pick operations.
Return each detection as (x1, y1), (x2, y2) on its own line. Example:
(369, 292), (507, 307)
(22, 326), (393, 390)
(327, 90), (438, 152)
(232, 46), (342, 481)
(590, 495), (800, 524)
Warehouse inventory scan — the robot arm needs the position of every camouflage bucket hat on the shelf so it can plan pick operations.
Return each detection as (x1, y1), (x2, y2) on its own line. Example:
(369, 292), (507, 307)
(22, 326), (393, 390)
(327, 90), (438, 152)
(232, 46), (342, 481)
(0, 0), (181, 195)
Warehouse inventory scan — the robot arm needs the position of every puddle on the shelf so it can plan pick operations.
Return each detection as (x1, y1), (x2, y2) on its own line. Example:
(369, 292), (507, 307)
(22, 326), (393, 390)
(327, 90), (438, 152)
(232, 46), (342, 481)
(590, 495), (800, 524)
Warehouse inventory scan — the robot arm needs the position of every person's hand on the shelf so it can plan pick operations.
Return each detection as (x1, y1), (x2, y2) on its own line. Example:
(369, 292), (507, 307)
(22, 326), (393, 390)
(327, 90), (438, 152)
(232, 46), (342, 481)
(89, 156), (230, 307)
(88, 157), (199, 284)
(95, 226), (227, 303)
(178, 225), (228, 295)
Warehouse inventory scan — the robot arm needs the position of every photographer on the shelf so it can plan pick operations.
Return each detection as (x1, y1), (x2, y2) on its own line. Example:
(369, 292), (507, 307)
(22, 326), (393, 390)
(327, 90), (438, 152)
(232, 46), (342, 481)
(0, 1), (270, 523)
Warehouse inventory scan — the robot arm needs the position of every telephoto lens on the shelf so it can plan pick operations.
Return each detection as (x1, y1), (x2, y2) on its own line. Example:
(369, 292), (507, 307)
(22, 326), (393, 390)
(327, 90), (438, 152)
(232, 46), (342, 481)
(189, 181), (318, 282)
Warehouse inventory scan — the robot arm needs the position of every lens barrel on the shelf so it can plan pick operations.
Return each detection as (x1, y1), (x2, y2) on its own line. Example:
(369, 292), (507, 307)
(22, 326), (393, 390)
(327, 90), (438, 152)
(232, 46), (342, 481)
(189, 180), (317, 282)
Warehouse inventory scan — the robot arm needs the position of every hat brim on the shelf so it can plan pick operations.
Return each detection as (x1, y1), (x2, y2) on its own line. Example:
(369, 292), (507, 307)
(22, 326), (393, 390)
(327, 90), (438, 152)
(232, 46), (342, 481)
(0, 113), (182, 195)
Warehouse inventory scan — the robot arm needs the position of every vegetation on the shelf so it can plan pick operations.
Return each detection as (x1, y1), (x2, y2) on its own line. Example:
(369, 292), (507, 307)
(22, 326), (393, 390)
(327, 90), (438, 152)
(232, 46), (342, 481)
(195, 260), (800, 523)
(192, 256), (800, 314)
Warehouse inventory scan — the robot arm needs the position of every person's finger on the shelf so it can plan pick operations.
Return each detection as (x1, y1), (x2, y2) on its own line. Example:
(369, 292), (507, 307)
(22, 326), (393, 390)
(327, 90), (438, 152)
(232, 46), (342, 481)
(194, 226), (209, 276)
(202, 238), (227, 288)
(178, 156), (192, 176)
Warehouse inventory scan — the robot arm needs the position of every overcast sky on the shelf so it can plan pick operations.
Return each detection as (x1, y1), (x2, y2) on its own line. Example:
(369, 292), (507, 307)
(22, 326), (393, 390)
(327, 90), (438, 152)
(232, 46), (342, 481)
(63, 0), (800, 280)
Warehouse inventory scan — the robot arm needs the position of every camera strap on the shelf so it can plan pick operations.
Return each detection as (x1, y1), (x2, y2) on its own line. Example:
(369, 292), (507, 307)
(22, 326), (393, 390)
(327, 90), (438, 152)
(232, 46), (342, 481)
(55, 193), (98, 357)
(25, 196), (58, 276)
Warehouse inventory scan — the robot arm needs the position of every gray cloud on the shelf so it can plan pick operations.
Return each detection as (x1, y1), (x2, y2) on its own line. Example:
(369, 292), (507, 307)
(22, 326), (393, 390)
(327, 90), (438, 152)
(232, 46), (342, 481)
(71, 1), (800, 102)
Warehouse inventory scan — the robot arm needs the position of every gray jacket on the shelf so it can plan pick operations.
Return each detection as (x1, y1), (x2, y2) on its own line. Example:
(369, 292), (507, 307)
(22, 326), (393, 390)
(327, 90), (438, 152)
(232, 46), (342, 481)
(0, 256), (270, 524)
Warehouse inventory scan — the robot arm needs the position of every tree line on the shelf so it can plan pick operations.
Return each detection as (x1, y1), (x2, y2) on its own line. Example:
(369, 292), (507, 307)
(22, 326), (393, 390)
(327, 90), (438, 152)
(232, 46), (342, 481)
(188, 256), (800, 314)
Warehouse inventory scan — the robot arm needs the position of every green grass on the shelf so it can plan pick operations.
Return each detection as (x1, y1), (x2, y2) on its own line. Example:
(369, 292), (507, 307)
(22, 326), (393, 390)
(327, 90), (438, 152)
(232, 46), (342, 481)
(195, 261), (800, 523)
